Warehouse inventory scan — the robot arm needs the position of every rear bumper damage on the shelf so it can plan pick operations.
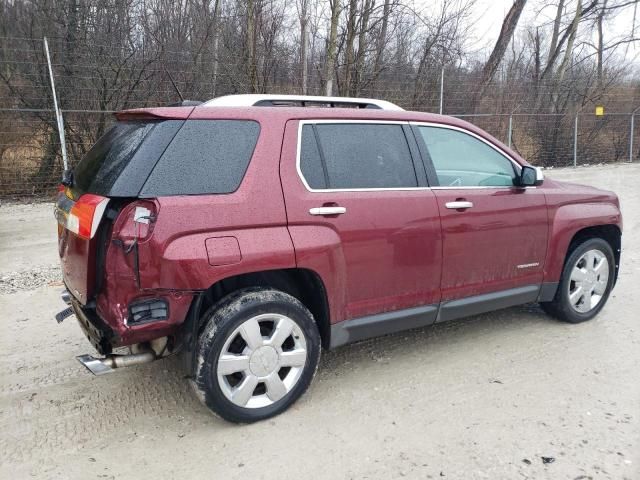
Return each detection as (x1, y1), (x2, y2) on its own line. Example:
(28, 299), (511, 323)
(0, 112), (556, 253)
(56, 289), (159, 375)
(71, 296), (116, 355)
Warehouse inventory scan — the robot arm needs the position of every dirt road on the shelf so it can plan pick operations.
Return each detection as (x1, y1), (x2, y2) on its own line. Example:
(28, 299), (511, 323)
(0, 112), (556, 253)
(1, 164), (638, 479)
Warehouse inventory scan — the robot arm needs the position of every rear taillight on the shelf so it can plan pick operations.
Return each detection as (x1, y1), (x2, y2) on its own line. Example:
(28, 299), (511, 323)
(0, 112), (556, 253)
(65, 194), (109, 240)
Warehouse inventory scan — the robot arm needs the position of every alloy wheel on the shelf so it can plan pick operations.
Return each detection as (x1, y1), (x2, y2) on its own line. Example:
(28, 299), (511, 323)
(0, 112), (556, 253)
(216, 313), (308, 409)
(567, 249), (610, 313)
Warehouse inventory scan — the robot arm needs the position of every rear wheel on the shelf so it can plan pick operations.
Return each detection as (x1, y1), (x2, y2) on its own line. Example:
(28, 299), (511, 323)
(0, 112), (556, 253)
(541, 237), (615, 323)
(193, 288), (321, 423)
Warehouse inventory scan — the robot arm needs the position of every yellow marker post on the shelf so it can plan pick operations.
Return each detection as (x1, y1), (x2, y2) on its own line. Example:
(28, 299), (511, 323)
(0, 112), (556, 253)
(595, 106), (604, 116)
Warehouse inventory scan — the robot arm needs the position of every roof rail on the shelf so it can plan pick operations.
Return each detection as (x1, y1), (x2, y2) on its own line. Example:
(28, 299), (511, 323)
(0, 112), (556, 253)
(167, 100), (202, 107)
(202, 94), (403, 111)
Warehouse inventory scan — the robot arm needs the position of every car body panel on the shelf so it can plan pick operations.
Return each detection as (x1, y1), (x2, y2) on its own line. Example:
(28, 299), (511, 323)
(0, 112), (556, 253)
(279, 119), (442, 324)
(432, 187), (548, 300)
(56, 104), (622, 351)
(541, 179), (622, 282)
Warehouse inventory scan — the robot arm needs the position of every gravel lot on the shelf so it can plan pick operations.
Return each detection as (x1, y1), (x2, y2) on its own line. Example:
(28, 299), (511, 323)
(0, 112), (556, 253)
(1, 164), (638, 479)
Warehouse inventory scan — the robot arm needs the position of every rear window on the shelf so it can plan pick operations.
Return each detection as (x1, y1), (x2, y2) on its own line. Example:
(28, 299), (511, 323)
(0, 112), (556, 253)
(73, 121), (181, 196)
(140, 120), (260, 196)
(72, 119), (259, 197)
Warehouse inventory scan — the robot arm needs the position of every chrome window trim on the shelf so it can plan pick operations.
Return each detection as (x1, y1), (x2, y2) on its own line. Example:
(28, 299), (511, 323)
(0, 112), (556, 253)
(295, 119), (532, 193)
(410, 121), (523, 188)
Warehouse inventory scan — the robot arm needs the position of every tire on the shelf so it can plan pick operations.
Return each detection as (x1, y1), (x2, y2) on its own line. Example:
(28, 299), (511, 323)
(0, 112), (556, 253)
(193, 288), (321, 423)
(541, 237), (615, 323)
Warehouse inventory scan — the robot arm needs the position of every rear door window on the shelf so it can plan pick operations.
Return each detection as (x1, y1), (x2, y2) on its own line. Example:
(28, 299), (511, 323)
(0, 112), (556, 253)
(299, 123), (417, 189)
(141, 120), (260, 196)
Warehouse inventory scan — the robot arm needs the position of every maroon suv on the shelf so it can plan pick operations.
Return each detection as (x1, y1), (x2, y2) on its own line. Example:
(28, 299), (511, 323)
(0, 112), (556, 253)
(55, 94), (622, 423)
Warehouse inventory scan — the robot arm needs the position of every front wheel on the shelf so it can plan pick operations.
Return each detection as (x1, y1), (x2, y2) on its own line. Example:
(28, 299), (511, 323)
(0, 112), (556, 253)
(193, 288), (321, 423)
(541, 237), (615, 323)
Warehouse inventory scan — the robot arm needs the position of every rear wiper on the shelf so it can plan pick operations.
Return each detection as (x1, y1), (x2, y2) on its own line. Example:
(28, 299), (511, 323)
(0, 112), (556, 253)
(61, 169), (74, 187)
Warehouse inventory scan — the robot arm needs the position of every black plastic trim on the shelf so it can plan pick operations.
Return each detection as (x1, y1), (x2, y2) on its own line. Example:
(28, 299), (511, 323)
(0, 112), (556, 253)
(537, 282), (559, 302)
(329, 304), (438, 348)
(436, 285), (540, 323)
(329, 284), (543, 349)
(71, 299), (116, 355)
(410, 124), (440, 187)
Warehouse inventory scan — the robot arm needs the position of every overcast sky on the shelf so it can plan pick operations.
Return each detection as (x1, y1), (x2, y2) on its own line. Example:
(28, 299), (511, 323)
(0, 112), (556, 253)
(464, 0), (639, 66)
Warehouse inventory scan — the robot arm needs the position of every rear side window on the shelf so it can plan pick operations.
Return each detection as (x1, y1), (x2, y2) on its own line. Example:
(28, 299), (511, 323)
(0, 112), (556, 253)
(141, 120), (260, 196)
(299, 125), (327, 189)
(299, 123), (417, 189)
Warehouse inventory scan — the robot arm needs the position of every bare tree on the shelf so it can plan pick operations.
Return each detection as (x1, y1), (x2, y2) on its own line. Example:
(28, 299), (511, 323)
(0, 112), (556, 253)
(475, 0), (528, 107)
(324, 0), (342, 95)
(297, 0), (311, 94)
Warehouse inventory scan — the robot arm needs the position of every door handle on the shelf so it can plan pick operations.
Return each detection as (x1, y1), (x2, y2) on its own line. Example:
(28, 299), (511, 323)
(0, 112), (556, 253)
(445, 201), (473, 210)
(309, 206), (347, 216)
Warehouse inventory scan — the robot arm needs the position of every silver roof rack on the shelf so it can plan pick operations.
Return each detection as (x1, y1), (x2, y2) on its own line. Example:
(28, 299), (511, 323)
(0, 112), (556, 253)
(202, 94), (403, 111)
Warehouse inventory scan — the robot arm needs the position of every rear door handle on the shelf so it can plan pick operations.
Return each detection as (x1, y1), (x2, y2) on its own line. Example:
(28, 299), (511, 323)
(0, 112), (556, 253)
(445, 201), (474, 210)
(309, 206), (347, 216)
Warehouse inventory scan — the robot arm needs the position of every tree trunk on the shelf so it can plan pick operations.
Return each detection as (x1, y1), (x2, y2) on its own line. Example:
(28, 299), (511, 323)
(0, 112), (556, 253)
(324, 0), (341, 96)
(596, 0), (607, 90)
(211, 0), (221, 97)
(344, 0), (358, 96)
(547, 0), (565, 66)
(371, 0), (390, 91)
(354, 0), (372, 96)
(246, 0), (258, 93)
(475, 0), (527, 107)
(555, 0), (582, 87)
(299, 0), (309, 94)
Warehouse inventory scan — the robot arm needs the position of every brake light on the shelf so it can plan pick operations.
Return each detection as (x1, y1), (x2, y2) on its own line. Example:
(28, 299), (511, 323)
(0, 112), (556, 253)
(67, 194), (109, 239)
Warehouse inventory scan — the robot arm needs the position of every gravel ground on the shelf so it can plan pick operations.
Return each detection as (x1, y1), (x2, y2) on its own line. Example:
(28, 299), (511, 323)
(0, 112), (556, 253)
(0, 164), (638, 479)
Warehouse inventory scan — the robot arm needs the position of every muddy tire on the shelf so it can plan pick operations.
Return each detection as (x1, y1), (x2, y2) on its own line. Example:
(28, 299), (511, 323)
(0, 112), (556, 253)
(541, 238), (615, 323)
(193, 288), (321, 423)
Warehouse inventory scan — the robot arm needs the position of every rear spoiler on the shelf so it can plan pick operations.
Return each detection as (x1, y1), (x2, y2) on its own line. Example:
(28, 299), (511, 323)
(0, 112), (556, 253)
(114, 107), (196, 121)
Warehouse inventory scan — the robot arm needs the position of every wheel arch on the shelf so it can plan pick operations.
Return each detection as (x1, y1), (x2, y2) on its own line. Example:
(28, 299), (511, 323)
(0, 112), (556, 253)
(545, 201), (622, 284)
(182, 267), (331, 370)
(565, 224), (621, 284)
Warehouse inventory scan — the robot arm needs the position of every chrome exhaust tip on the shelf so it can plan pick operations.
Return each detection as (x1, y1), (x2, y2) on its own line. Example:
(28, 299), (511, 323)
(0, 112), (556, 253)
(76, 351), (156, 376)
(61, 289), (72, 305)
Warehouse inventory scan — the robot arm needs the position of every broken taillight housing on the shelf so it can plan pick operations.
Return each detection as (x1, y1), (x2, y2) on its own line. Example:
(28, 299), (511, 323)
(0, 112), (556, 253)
(58, 192), (109, 240)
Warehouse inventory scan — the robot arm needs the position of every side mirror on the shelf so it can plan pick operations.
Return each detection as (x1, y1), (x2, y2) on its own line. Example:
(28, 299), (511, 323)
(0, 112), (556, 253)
(519, 165), (543, 187)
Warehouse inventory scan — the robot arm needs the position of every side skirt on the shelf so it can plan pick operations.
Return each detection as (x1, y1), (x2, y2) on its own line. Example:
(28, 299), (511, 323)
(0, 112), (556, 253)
(329, 304), (438, 349)
(329, 284), (556, 349)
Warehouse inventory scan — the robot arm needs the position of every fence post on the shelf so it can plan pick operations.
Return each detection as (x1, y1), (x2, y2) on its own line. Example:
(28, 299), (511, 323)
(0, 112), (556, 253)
(507, 114), (513, 148)
(43, 37), (68, 172)
(439, 67), (444, 115)
(573, 114), (579, 167)
(631, 107), (639, 163)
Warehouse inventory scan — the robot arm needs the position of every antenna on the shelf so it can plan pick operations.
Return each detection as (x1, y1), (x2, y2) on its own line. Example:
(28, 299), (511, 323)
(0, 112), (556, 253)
(164, 68), (184, 102)
(43, 37), (69, 175)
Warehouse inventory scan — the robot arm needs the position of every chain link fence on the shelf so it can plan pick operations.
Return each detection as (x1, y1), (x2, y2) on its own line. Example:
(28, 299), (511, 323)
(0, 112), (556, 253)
(1, 36), (639, 199)
(2, 107), (637, 199)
